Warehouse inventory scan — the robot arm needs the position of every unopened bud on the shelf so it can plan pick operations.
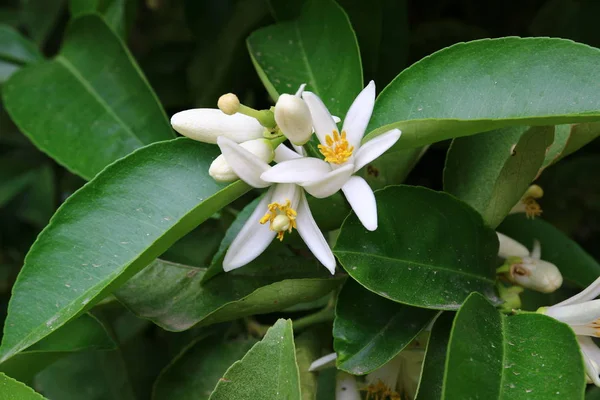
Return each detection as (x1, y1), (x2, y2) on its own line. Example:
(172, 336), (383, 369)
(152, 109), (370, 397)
(274, 94), (313, 145)
(497, 232), (529, 259)
(171, 109), (263, 144)
(209, 138), (274, 182)
(506, 257), (563, 293)
(524, 184), (544, 199)
(217, 93), (240, 115)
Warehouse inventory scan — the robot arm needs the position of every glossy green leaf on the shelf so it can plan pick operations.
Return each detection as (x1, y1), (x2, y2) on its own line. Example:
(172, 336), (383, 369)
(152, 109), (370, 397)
(0, 138), (250, 362)
(356, 146), (427, 190)
(0, 373), (46, 399)
(20, 0), (65, 46)
(115, 255), (343, 331)
(295, 330), (322, 400)
(444, 126), (554, 228)
(334, 185), (499, 310)
(415, 312), (454, 400)
(334, 279), (438, 374)
(307, 191), (351, 232)
(0, 314), (115, 383)
(365, 38), (600, 150)
(70, 1), (132, 38)
(153, 335), (257, 400)
(0, 24), (42, 83)
(498, 214), (600, 288)
(247, 0), (362, 118)
(540, 122), (600, 172)
(443, 293), (584, 399)
(3, 15), (173, 179)
(209, 319), (301, 400)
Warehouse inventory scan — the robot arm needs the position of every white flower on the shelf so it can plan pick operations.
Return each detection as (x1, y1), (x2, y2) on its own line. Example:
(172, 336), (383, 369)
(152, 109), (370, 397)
(540, 277), (600, 385)
(496, 232), (563, 293)
(260, 81), (401, 231)
(170, 108), (264, 144)
(509, 184), (544, 218)
(208, 138), (274, 182)
(275, 84), (313, 146)
(217, 136), (335, 273)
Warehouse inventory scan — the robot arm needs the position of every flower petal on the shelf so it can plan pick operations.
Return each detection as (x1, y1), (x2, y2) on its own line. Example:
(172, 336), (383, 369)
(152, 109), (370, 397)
(274, 144), (302, 163)
(217, 136), (270, 188)
(497, 232), (530, 258)
(578, 337), (600, 386)
(223, 190), (276, 271)
(353, 128), (402, 172)
(553, 276), (600, 307)
(342, 176), (377, 231)
(301, 163), (354, 198)
(545, 299), (600, 326)
(302, 91), (338, 145)
(531, 239), (541, 259)
(308, 352), (337, 371)
(292, 143), (306, 156)
(342, 80), (375, 149)
(336, 372), (361, 400)
(294, 83), (307, 97)
(261, 158), (332, 184)
(296, 191), (336, 274)
(171, 109), (263, 144)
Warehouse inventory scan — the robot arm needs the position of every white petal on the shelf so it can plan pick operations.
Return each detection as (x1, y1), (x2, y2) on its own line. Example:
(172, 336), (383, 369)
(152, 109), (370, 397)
(292, 143), (306, 156)
(301, 163), (354, 198)
(545, 299), (600, 327)
(496, 232), (530, 258)
(302, 91), (338, 145)
(171, 109), (263, 144)
(308, 352), (337, 371)
(332, 115), (341, 124)
(336, 372), (361, 400)
(296, 191), (336, 274)
(342, 176), (377, 231)
(261, 158), (332, 184)
(366, 353), (403, 390)
(270, 183), (302, 210)
(274, 144), (302, 163)
(223, 190), (276, 271)
(353, 129), (402, 172)
(531, 239), (541, 259)
(578, 337), (600, 386)
(553, 276), (600, 307)
(342, 81), (375, 149)
(294, 83), (307, 97)
(217, 136), (271, 188)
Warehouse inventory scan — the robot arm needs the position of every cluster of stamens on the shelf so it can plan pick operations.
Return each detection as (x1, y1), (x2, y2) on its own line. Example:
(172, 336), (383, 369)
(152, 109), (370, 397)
(362, 380), (402, 400)
(522, 197), (543, 219)
(259, 200), (297, 241)
(318, 130), (354, 164)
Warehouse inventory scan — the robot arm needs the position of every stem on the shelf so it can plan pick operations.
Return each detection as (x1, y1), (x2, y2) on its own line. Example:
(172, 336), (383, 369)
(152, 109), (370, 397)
(292, 307), (335, 332)
(238, 104), (276, 129)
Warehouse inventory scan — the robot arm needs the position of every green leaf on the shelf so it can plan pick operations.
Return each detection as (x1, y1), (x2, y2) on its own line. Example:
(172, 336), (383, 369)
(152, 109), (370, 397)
(307, 191), (351, 232)
(365, 38), (600, 150)
(153, 335), (257, 400)
(3, 14), (173, 179)
(498, 214), (600, 288)
(442, 293), (585, 399)
(356, 146), (427, 190)
(295, 330), (322, 400)
(209, 319), (301, 400)
(540, 122), (600, 171)
(0, 314), (115, 383)
(415, 312), (454, 400)
(334, 185), (499, 310)
(115, 256), (343, 331)
(0, 138), (250, 363)
(70, 0), (132, 38)
(247, 0), (363, 118)
(0, 24), (42, 83)
(19, 0), (65, 46)
(334, 279), (438, 374)
(444, 126), (554, 228)
(0, 373), (46, 399)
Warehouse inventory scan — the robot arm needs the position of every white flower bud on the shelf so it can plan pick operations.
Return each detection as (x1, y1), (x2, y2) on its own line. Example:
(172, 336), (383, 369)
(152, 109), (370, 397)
(497, 232), (529, 258)
(507, 257), (563, 293)
(217, 93), (240, 115)
(170, 109), (263, 144)
(209, 138), (274, 182)
(274, 94), (313, 145)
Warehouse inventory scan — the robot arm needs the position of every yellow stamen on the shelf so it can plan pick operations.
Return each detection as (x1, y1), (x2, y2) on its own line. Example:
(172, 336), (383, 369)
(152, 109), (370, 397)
(522, 197), (542, 219)
(362, 380), (401, 400)
(318, 130), (354, 164)
(259, 199), (297, 241)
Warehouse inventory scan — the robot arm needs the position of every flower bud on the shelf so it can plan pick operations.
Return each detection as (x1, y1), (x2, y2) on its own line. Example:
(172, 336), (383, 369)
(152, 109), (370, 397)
(209, 138), (274, 182)
(506, 257), (563, 293)
(170, 109), (263, 144)
(217, 93), (240, 115)
(274, 94), (313, 145)
(497, 232), (529, 259)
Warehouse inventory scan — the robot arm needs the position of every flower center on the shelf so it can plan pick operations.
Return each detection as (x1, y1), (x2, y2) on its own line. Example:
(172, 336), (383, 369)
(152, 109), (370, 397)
(259, 200), (297, 241)
(318, 130), (354, 164)
(362, 380), (401, 400)
(522, 197), (542, 219)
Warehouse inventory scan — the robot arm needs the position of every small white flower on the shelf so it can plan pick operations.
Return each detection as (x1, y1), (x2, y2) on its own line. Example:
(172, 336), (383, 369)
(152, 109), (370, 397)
(170, 108), (264, 144)
(540, 276), (600, 386)
(509, 184), (544, 219)
(275, 84), (313, 146)
(496, 232), (563, 293)
(208, 138), (274, 182)
(217, 136), (335, 273)
(260, 81), (401, 231)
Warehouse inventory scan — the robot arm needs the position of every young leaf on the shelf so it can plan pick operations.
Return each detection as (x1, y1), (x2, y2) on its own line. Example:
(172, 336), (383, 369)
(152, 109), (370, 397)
(0, 373), (47, 399)
(498, 214), (600, 288)
(0, 138), (250, 363)
(444, 126), (554, 228)
(365, 38), (600, 150)
(3, 14), (174, 179)
(334, 279), (438, 374)
(442, 293), (585, 399)
(334, 186), (499, 310)
(247, 0), (362, 118)
(115, 257), (343, 331)
(209, 319), (301, 400)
